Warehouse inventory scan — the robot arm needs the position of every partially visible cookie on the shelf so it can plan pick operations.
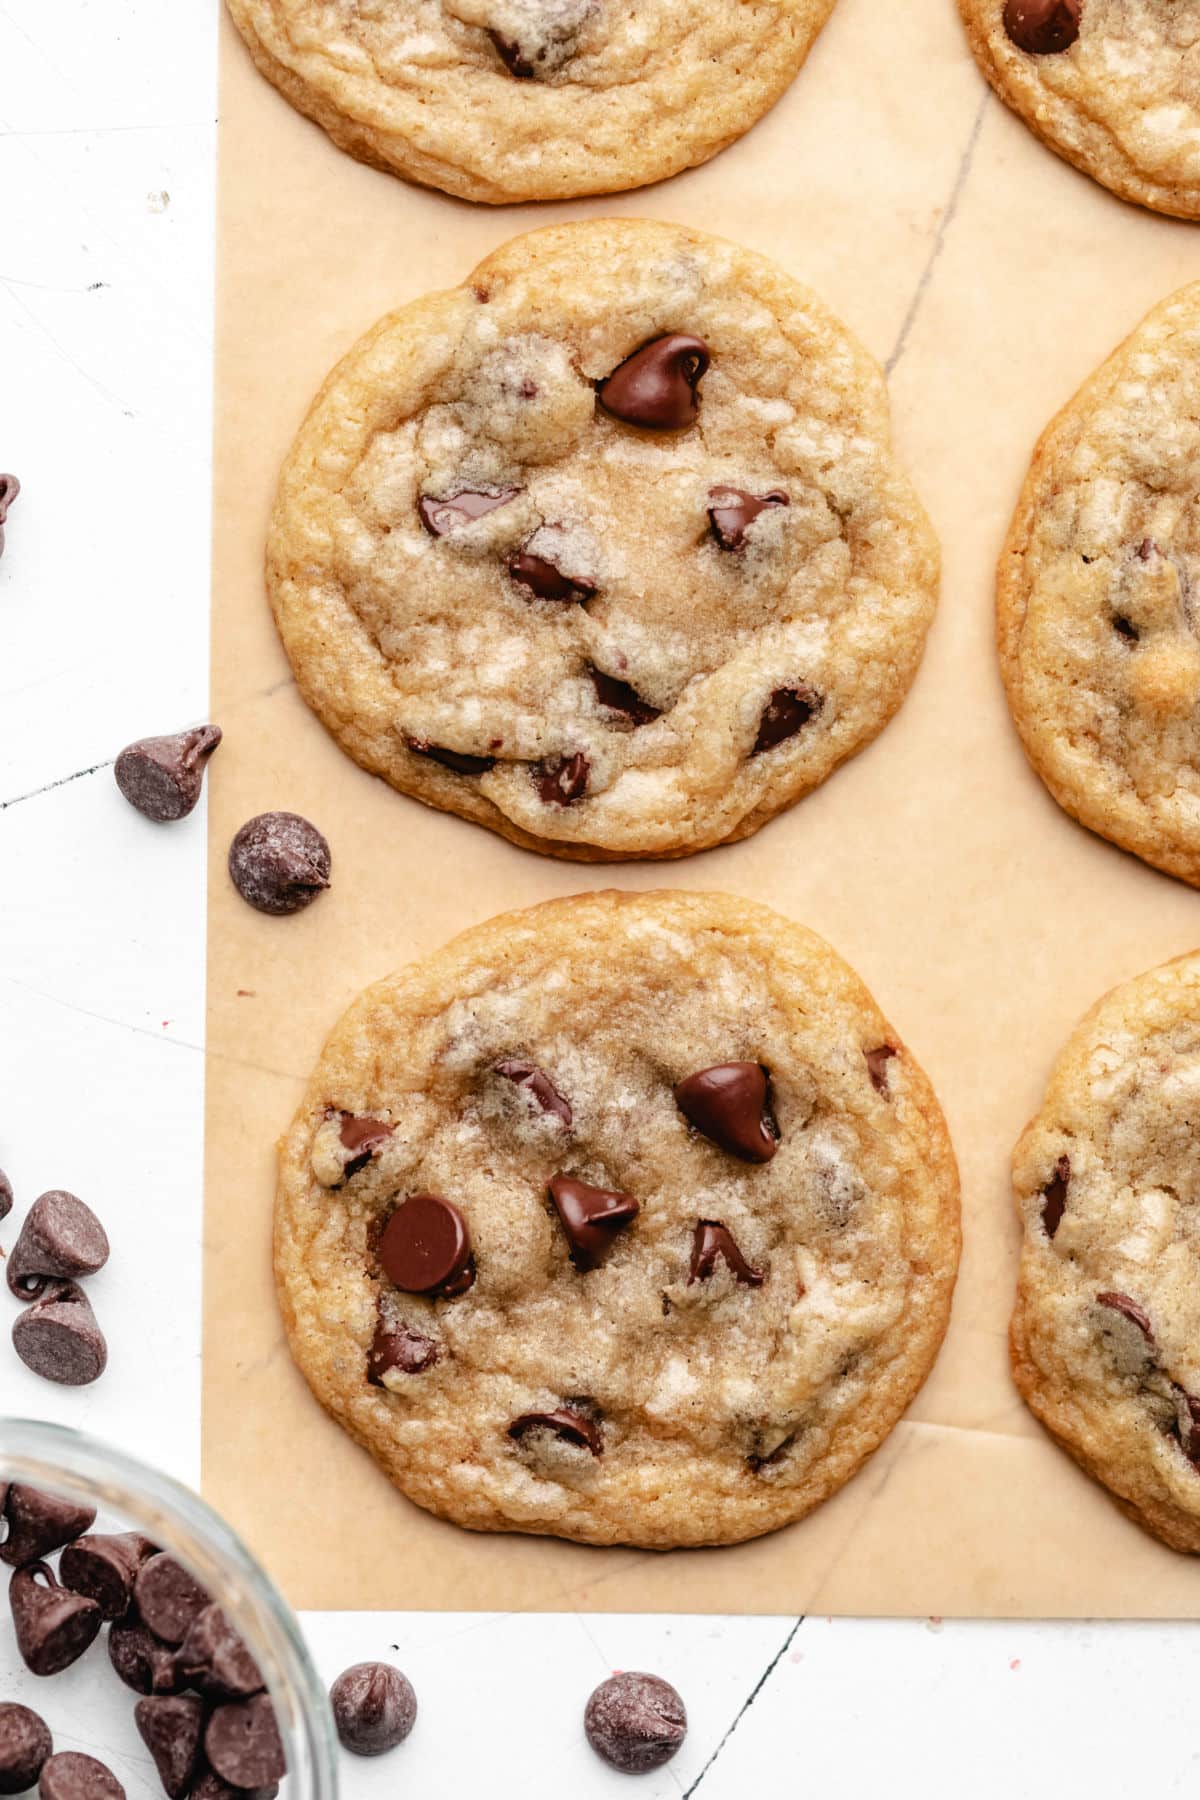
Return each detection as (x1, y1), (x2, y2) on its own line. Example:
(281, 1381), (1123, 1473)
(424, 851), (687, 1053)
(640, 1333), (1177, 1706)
(274, 890), (960, 1549)
(267, 218), (939, 862)
(998, 283), (1200, 887)
(959, 1), (1200, 218)
(225, 0), (838, 204)
(1012, 951), (1200, 1553)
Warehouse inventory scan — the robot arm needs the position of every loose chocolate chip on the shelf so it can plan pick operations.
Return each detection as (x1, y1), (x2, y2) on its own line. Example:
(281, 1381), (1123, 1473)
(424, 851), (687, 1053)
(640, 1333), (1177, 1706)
(533, 751), (589, 806)
(589, 669), (660, 726)
(689, 1221), (764, 1287)
(584, 1672), (687, 1773)
(59, 1532), (157, 1620)
(12, 1281), (107, 1387)
(134, 1554), (212, 1646)
(330, 1662), (418, 1757)
(38, 1754), (125, 1800)
(368, 1318), (439, 1384)
(510, 1409), (602, 1456)
(338, 1114), (393, 1180)
(495, 1059), (573, 1127)
(108, 1618), (182, 1696)
(10, 1563), (102, 1676)
(708, 486), (789, 551)
(406, 738), (497, 776)
(865, 1045), (897, 1095)
(489, 29), (535, 76)
(675, 1062), (778, 1163)
(1, 1485), (96, 1570)
(549, 1174), (640, 1272)
(6, 1190), (110, 1299)
(509, 550), (596, 604)
(189, 1771), (278, 1800)
(228, 812), (330, 916)
(753, 685), (821, 754)
(1096, 1292), (1154, 1341)
(114, 726), (222, 824)
(379, 1195), (474, 1298)
(598, 335), (710, 431)
(1003, 0), (1080, 54)
(135, 1697), (205, 1800)
(0, 474), (19, 562)
(176, 1606), (264, 1701)
(0, 1703), (51, 1796)
(0, 1169), (12, 1222)
(418, 489), (520, 537)
(1041, 1154), (1071, 1238)
(204, 1696), (286, 1790)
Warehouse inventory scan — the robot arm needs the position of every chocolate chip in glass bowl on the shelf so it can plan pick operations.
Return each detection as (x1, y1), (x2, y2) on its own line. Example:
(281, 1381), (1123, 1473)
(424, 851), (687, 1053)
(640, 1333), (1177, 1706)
(133, 1554), (212, 1646)
(59, 1532), (158, 1620)
(203, 1695), (286, 1790)
(115, 726), (222, 824)
(135, 1696), (206, 1800)
(583, 1671), (687, 1773)
(12, 1280), (108, 1387)
(38, 1753), (125, 1800)
(109, 1616), (184, 1696)
(330, 1662), (417, 1756)
(227, 812), (330, 916)
(0, 1484), (96, 1569)
(176, 1604), (265, 1701)
(189, 1769), (278, 1800)
(9, 1562), (102, 1676)
(0, 1701), (52, 1795)
(6, 1191), (110, 1300)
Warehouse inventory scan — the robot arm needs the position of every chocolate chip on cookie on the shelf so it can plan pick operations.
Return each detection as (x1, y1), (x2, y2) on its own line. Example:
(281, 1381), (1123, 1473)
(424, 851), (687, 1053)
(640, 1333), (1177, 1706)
(135, 1697), (206, 1800)
(598, 335), (710, 431)
(675, 1062), (778, 1163)
(0, 474), (20, 561)
(12, 1281), (108, 1387)
(1, 1485), (95, 1569)
(0, 1701), (51, 1795)
(228, 812), (330, 916)
(59, 1532), (157, 1620)
(584, 1671), (687, 1773)
(115, 726), (222, 823)
(753, 685), (821, 754)
(495, 1059), (572, 1126)
(509, 1408), (602, 1456)
(533, 751), (589, 806)
(1040, 1154), (1071, 1238)
(688, 1221), (764, 1287)
(588, 669), (660, 726)
(368, 1317), (439, 1383)
(708, 486), (789, 551)
(379, 1195), (474, 1297)
(39, 1753), (125, 1800)
(6, 1190), (110, 1299)
(9, 1563), (102, 1676)
(134, 1554), (212, 1646)
(418, 488), (521, 537)
(204, 1696), (285, 1791)
(337, 1114), (393, 1179)
(330, 1662), (417, 1757)
(1002, 0), (1080, 55)
(866, 1045), (897, 1094)
(549, 1174), (640, 1271)
(406, 738), (497, 776)
(508, 547), (596, 603)
(1096, 1291), (1153, 1340)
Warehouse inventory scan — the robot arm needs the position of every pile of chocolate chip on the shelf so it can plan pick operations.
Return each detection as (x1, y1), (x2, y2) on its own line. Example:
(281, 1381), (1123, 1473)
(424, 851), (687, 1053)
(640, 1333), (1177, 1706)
(2, 1180), (110, 1388)
(1, 1484), (284, 1797)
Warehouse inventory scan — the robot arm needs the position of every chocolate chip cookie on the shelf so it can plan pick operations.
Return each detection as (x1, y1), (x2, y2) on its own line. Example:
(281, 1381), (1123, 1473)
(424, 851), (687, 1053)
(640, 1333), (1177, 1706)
(998, 283), (1200, 887)
(274, 890), (960, 1548)
(267, 219), (940, 861)
(959, 2), (1200, 218)
(1011, 950), (1200, 1552)
(225, 1), (838, 204)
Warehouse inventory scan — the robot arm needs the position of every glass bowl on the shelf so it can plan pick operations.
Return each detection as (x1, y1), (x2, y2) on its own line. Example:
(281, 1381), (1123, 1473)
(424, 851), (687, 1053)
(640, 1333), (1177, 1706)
(0, 1416), (338, 1799)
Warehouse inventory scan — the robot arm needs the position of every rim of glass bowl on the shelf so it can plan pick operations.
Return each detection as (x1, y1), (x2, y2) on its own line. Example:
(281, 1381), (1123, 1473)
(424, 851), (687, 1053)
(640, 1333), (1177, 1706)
(0, 1416), (339, 1800)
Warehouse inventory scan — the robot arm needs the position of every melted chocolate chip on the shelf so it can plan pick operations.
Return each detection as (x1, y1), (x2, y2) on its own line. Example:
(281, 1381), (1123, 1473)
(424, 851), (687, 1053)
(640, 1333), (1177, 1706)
(509, 1409), (602, 1456)
(1041, 1154), (1071, 1238)
(418, 489), (520, 537)
(9, 1563), (102, 1676)
(406, 738), (497, 776)
(533, 750), (589, 806)
(115, 726), (222, 823)
(689, 1221), (764, 1287)
(204, 1696), (286, 1791)
(134, 1554), (212, 1647)
(378, 1195), (474, 1298)
(1175, 1391), (1200, 1465)
(509, 550), (596, 603)
(489, 29), (534, 76)
(1096, 1291), (1154, 1341)
(368, 1318), (439, 1383)
(330, 1663), (417, 1757)
(708, 486), (789, 551)
(748, 1433), (796, 1473)
(0, 475), (19, 561)
(1112, 613), (1139, 642)
(549, 1174), (640, 1271)
(38, 1754), (125, 1800)
(590, 668), (661, 725)
(1, 1485), (96, 1569)
(6, 1190), (109, 1299)
(495, 1059), (573, 1126)
(59, 1532), (157, 1620)
(1003, 0), (1081, 53)
(753, 685), (821, 754)
(228, 812), (330, 916)
(584, 1672), (687, 1773)
(338, 1113), (393, 1179)
(597, 335), (710, 431)
(865, 1045), (897, 1095)
(135, 1697), (206, 1800)
(675, 1063), (778, 1163)
(0, 1702), (51, 1795)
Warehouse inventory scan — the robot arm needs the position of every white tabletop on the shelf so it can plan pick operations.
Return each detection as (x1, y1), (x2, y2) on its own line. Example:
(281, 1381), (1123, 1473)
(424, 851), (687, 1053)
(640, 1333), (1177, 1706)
(1, 5), (1196, 1795)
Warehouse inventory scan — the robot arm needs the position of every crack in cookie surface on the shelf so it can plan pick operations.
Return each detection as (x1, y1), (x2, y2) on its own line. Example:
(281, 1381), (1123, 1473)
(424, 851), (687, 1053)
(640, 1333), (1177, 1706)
(274, 890), (960, 1548)
(267, 220), (939, 861)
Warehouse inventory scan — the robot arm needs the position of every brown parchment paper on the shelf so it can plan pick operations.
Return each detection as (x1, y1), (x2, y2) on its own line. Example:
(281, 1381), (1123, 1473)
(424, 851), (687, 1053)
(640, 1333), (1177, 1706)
(206, 0), (1200, 1616)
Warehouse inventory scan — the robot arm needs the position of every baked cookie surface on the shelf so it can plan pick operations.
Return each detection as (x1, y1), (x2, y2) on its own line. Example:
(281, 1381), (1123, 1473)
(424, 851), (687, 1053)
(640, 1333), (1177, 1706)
(268, 219), (939, 862)
(998, 283), (1200, 887)
(1012, 952), (1200, 1553)
(225, 0), (837, 204)
(274, 890), (960, 1549)
(959, 1), (1200, 218)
